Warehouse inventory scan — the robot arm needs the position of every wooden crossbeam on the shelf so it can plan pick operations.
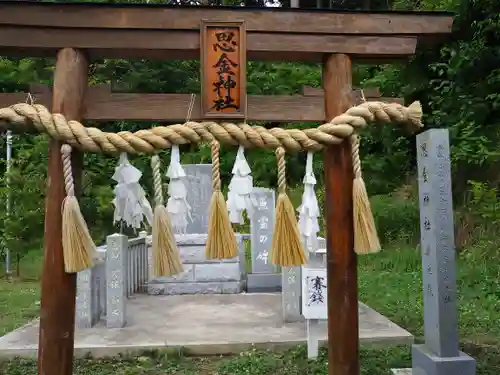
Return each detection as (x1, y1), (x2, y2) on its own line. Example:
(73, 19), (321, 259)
(0, 2), (453, 61)
(0, 2), (454, 35)
(300, 85), (404, 104)
(0, 84), (403, 123)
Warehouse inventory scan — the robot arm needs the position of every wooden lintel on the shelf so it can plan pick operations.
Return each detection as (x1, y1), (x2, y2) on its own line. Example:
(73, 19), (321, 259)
(0, 2), (454, 36)
(301, 85), (381, 98)
(301, 85), (404, 104)
(0, 26), (418, 62)
(0, 84), (404, 123)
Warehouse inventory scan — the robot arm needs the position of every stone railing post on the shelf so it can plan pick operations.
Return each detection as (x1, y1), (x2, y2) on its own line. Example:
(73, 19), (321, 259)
(105, 233), (128, 328)
(75, 268), (95, 328)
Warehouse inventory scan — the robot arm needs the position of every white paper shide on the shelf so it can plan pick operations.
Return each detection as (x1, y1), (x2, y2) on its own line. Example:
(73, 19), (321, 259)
(227, 146), (257, 224)
(297, 151), (320, 252)
(112, 153), (154, 230)
(166, 145), (192, 233)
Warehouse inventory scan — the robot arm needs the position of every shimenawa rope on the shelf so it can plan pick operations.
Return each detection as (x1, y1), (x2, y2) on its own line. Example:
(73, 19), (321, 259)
(349, 89), (382, 254)
(60, 144), (96, 273)
(271, 147), (307, 266)
(150, 154), (183, 277)
(0, 100), (423, 270)
(0, 101), (423, 154)
(205, 140), (238, 260)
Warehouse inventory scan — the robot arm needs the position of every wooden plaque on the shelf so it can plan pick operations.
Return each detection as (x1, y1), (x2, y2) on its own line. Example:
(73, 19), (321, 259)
(201, 20), (247, 120)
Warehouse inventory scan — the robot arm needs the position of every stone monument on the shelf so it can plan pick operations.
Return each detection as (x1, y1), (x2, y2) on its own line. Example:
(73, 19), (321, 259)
(183, 164), (212, 234)
(247, 187), (281, 292)
(413, 129), (475, 375)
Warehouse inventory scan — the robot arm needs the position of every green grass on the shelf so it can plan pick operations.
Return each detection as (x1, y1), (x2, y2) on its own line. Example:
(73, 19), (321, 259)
(1, 238), (499, 374)
(0, 250), (42, 336)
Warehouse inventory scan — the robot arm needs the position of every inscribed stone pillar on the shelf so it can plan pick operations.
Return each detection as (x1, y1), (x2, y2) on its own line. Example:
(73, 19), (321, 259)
(75, 268), (94, 328)
(413, 129), (475, 375)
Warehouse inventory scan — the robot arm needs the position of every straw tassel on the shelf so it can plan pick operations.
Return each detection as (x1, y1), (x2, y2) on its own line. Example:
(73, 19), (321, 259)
(151, 155), (183, 277)
(271, 147), (307, 267)
(351, 134), (381, 254)
(205, 140), (238, 260)
(61, 144), (95, 273)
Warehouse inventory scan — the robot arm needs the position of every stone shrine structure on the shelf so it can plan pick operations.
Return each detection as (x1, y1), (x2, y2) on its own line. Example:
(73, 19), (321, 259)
(147, 164), (244, 295)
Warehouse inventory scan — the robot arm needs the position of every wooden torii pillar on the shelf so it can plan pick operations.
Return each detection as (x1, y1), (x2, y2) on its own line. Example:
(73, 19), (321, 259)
(0, 4), (452, 375)
(39, 48), (89, 375)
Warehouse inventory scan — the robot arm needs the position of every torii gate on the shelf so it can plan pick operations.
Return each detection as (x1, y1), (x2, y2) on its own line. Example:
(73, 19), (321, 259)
(0, 2), (452, 375)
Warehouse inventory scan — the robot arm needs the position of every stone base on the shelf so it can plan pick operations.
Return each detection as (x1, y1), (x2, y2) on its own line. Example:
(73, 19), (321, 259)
(391, 369), (412, 375)
(247, 273), (281, 293)
(148, 281), (241, 295)
(0, 294), (414, 359)
(147, 233), (245, 296)
(412, 344), (476, 375)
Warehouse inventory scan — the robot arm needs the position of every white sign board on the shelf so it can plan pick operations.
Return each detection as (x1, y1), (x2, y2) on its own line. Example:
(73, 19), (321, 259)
(301, 267), (327, 320)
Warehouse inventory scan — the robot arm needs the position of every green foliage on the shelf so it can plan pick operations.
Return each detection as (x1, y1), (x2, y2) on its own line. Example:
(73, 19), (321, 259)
(467, 180), (500, 225)
(370, 194), (420, 246)
(0, 0), (499, 275)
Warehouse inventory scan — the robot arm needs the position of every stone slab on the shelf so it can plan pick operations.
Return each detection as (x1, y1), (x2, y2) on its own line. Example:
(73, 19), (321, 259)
(247, 273), (282, 293)
(148, 264), (195, 284)
(412, 344), (476, 375)
(195, 263), (241, 282)
(0, 294), (413, 359)
(392, 370), (412, 375)
(148, 281), (241, 295)
(178, 245), (238, 264)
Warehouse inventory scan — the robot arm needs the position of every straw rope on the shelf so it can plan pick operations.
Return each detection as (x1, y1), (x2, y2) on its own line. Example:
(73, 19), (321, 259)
(0, 101), (422, 154)
(276, 147), (287, 194)
(351, 134), (362, 179)
(61, 144), (75, 197)
(151, 155), (164, 206)
(211, 140), (222, 191)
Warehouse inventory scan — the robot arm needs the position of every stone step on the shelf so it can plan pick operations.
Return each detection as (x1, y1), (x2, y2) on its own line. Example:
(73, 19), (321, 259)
(391, 369), (412, 375)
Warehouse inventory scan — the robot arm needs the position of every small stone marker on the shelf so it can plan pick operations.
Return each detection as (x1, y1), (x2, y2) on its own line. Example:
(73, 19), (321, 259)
(247, 188), (281, 292)
(105, 233), (127, 328)
(183, 164), (213, 234)
(413, 129), (475, 375)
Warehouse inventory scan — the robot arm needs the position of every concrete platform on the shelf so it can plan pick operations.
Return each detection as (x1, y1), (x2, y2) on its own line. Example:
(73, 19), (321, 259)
(0, 293), (413, 359)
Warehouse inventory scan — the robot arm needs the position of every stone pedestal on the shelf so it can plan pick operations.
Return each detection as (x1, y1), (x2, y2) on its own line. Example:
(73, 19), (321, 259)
(148, 233), (244, 295)
(412, 345), (475, 375)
